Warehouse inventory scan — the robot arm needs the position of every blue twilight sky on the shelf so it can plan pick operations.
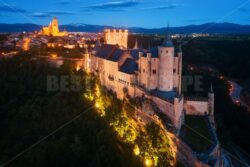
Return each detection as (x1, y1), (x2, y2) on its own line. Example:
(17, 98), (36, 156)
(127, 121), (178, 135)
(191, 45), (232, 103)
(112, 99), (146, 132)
(0, 0), (249, 28)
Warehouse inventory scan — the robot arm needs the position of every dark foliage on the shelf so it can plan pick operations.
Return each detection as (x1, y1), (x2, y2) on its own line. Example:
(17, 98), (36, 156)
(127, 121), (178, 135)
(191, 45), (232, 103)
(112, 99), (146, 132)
(0, 55), (142, 167)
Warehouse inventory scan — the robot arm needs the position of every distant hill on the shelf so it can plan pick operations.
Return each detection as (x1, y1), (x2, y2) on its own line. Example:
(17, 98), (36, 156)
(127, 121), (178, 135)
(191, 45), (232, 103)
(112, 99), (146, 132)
(0, 23), (42, 33)
(0, 22), (250, 34)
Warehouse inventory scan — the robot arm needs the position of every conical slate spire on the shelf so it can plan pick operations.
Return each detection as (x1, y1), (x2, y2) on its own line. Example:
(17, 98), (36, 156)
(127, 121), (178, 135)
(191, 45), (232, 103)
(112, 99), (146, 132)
(133, 39), (138, 49)
(209, 83), (214, 93)
(162, 25), (173, 47)
(166, 24), (171, 41)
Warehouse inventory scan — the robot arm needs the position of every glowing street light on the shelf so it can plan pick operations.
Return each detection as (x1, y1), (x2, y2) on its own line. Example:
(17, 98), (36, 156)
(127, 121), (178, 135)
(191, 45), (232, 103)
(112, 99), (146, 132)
(76, 65), (80, 71)
(95, 102), (100, 109)
(133, 145), (140, 156)
(51, 53), (57, 59)
(145, 158), (153, 167)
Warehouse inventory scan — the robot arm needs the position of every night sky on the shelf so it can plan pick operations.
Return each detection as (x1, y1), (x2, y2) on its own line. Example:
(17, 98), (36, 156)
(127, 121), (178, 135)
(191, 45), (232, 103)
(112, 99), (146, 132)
(0, 0), (249, 28)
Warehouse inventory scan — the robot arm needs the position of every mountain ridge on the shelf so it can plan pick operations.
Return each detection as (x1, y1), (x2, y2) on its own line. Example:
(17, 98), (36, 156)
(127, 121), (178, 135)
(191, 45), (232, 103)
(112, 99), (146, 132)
(0, 22), (250, 34)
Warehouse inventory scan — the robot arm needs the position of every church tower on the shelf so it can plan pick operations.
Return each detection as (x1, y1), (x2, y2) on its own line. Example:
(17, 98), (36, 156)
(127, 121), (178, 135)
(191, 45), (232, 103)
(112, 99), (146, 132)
(157, 28), (175, 92)
(51, 17), (60, 35)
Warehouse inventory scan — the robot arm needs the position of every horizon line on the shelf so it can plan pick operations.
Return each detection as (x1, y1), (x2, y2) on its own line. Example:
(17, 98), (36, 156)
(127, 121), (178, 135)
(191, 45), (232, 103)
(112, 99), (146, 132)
(0, 21), (249, 29)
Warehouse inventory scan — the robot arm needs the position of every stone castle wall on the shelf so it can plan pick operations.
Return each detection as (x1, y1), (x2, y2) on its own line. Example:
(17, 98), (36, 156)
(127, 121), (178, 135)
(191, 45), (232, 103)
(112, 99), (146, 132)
(184, 100), (209, 115)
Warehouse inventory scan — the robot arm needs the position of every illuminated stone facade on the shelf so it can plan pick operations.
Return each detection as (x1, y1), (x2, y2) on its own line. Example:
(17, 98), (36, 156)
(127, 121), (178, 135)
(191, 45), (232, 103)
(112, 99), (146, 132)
(40, 17), (68, 37)
(104, 29), (128, 49)
(86, 29), (214, 129)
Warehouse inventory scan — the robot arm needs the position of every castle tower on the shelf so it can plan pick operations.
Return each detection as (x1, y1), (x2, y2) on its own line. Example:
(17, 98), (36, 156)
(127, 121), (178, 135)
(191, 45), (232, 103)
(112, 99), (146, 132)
(208, 83), (215, 116)
(177, 45), (183, 94)
(138, 49), (159, 91)
(138, 52), (150, 89)
(146, 53), (152, 90)
(138, 52), (143, 86)
(157, 28), (174, 92)
(104, 29), (128, 48)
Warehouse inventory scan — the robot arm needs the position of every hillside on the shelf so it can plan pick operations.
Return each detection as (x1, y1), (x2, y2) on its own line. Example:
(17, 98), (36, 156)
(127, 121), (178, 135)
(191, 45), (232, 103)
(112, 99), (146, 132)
(0, 55), (175, 166)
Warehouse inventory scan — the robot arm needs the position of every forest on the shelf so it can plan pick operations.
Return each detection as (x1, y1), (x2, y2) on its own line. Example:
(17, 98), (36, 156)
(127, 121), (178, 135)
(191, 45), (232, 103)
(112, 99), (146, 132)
(0, 54), (175, 166)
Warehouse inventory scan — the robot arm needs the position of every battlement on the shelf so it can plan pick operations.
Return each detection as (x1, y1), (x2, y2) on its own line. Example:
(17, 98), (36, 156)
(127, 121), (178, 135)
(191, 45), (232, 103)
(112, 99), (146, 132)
(104, 29), (128, 33)
(104, 28), (128, 48)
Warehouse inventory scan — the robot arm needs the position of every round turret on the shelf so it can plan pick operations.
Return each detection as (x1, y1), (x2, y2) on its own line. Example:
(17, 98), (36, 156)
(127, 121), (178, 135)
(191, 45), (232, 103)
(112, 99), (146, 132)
(158, 31), (175, 91)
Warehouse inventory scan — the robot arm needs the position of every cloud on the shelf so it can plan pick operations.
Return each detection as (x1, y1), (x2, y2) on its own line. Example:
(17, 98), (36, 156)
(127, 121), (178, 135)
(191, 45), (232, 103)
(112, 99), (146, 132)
(47, 10), (73, 15)
(31, 12), (51, 18)
(142, 4), (178, 10)
(31, 10), (73, 18)
(185, 19), (210, 23)
(81, 0), (140, 11)
(55, 0), (71, 5)
(0, 5), (28, 13)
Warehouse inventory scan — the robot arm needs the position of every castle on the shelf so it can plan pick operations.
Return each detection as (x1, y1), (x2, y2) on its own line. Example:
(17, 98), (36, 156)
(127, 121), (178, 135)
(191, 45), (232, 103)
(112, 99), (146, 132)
(40, 17), (68, 37)
(85, 28), (214, 130)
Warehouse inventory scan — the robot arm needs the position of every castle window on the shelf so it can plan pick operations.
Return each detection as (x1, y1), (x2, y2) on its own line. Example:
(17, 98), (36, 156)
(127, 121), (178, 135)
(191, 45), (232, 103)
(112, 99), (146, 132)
(108, 75), (114, 81)
(152, 69), (157, 74)
(173, 69), (176, 73)
(143, 69), (145, 73)
(166, 50), (168, 53)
